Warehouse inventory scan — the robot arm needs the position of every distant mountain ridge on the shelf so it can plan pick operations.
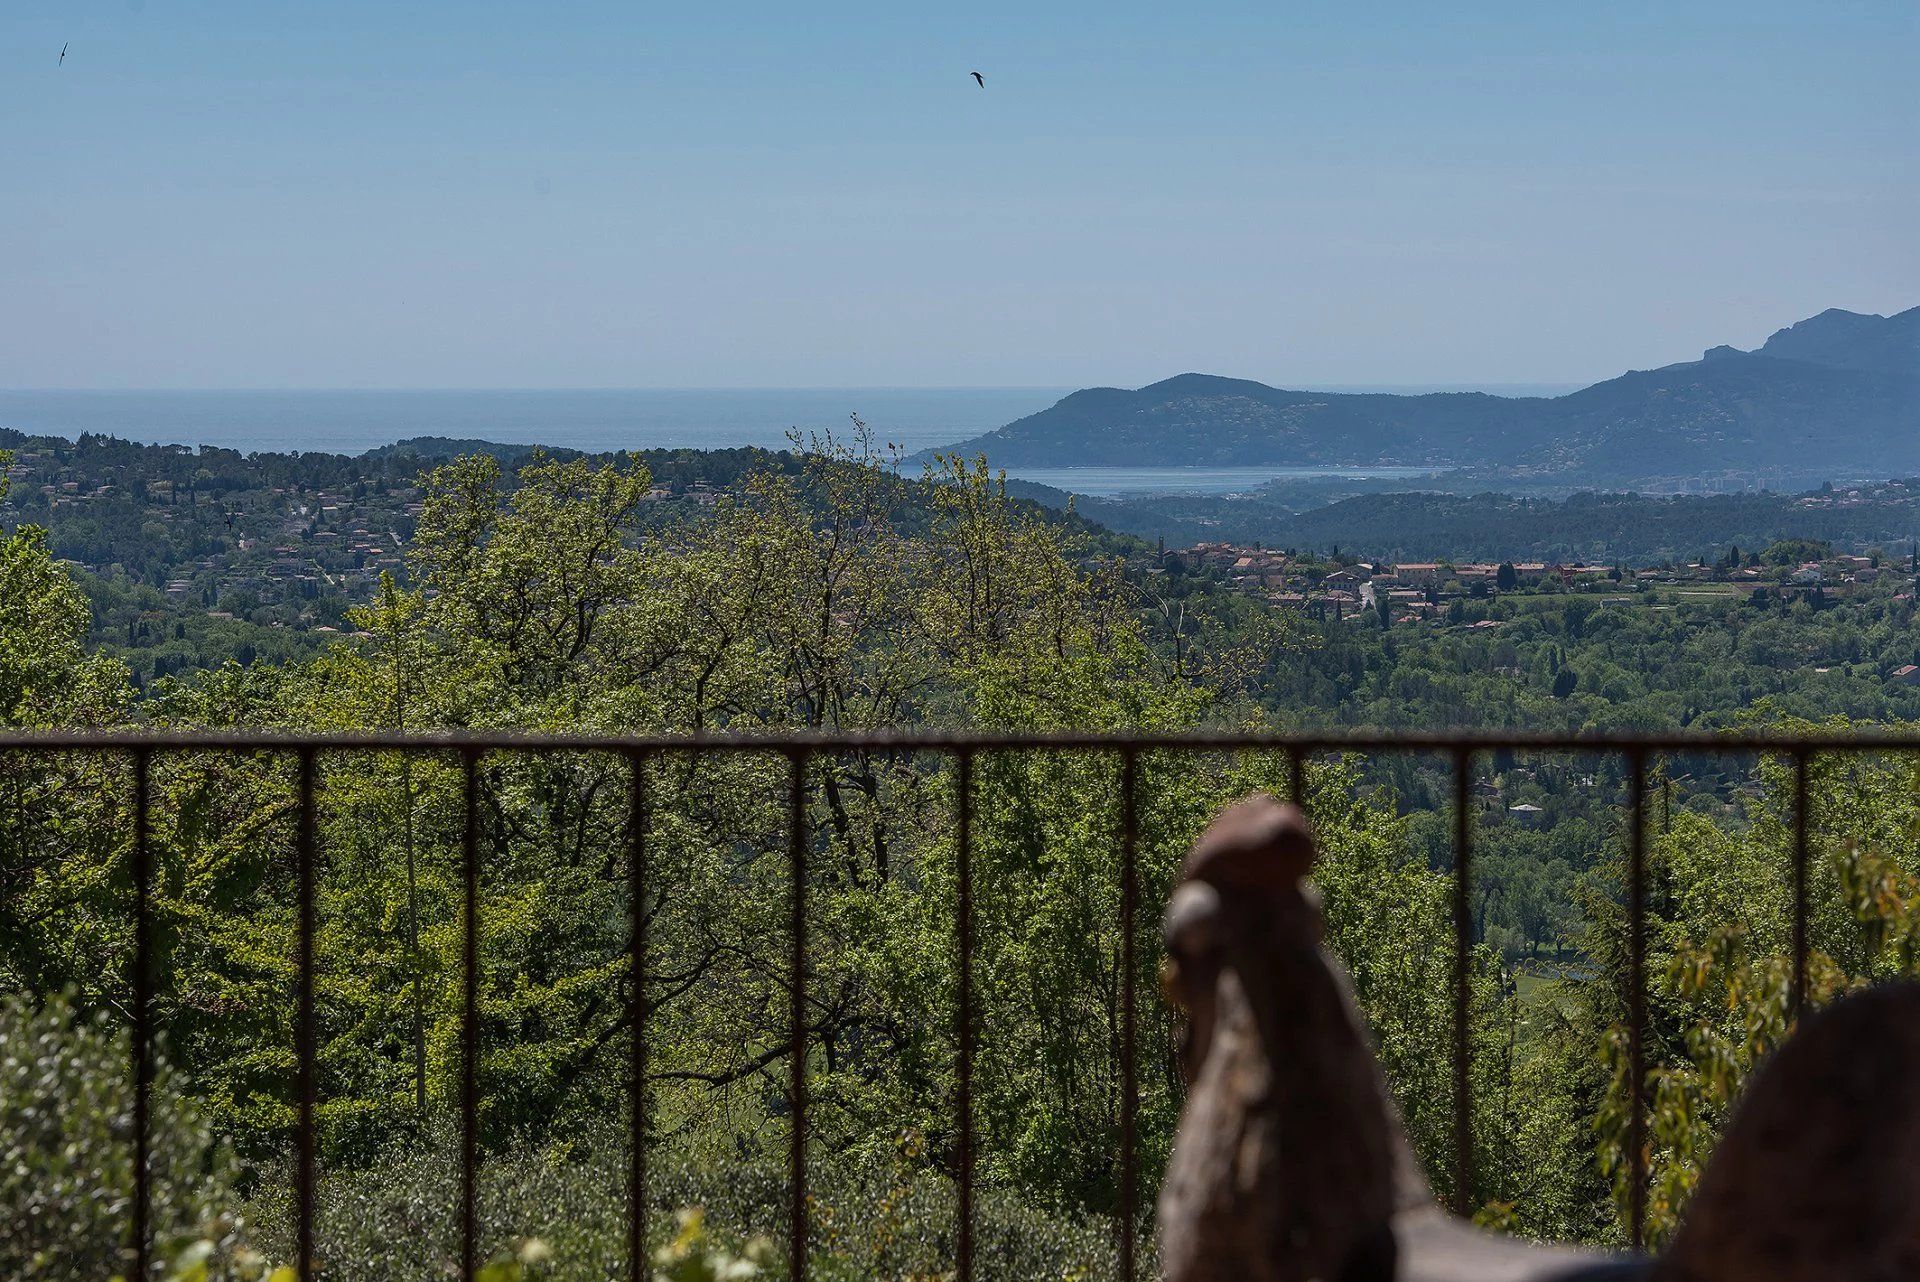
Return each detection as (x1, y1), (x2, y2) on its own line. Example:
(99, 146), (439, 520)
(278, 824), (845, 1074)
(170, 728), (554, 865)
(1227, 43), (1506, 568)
(931, 306), (1920, 486)
(1754, 306), (1920, 375)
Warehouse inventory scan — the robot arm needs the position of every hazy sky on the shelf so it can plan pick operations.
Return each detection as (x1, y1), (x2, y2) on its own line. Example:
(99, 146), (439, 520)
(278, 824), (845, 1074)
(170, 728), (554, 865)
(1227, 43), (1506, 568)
(2, 1), (1914, 389)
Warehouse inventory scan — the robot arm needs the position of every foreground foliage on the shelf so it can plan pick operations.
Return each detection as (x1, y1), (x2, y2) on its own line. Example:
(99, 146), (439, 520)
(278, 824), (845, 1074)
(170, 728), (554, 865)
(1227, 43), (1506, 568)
(3, 443), (1917, 1275)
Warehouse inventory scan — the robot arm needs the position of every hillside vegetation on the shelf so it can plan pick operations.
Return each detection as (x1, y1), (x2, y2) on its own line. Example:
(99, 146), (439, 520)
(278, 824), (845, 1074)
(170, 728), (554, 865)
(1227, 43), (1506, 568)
(3, 441), (1919, 1279)
(1071, 483), (1920, 564)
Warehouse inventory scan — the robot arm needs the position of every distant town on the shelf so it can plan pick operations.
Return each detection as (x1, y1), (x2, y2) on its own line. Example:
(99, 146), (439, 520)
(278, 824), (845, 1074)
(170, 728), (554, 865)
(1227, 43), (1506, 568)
(0, 435), (729, 635)
(1164, 536), (1913, 627)
(4, 432), (1918, 685)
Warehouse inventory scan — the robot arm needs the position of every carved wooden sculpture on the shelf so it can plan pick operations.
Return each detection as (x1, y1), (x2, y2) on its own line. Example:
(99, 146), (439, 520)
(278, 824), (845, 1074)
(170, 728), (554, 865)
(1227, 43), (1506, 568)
(1157, 793), (1920, 1282)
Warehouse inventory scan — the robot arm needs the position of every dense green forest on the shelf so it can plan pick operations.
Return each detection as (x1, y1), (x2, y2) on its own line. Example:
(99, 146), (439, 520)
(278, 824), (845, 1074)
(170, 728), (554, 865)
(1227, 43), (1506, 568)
(3, 441), (1919, 1281)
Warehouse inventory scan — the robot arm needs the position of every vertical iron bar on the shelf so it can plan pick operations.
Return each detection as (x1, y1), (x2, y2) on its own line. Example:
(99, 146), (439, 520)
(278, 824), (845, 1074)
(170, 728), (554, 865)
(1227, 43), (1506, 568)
(1791, 749), (1810, 1020)
(1626, 749), (1648, 1251)
(294, 748), (319, 1281)
(461, 748), (481, 1281)
(627, 750), (650, 1282)
(1450, 746), (1474, 1215)
(788, 750), (810, 1282)
(955, 749), (975, 1282)
(1118, 748), (1140, 1282)
(129, 748), (153, 1282)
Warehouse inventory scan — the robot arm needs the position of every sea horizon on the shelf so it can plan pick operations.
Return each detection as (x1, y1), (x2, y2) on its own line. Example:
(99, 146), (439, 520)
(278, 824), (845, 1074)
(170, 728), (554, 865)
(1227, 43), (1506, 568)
(0, 383), (1587, 445)
(0, 387), (1071, 457)
(0, 384), (1578, 497)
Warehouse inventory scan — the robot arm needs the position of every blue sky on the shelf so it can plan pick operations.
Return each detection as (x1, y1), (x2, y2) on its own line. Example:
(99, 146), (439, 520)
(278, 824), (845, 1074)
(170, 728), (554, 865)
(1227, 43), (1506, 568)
(2, 1), (1913, 388)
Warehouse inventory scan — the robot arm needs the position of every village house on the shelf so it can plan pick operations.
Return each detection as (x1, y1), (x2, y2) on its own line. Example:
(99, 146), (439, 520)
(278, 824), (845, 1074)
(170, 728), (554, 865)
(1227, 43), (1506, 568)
(1394, 562), (1443, 585)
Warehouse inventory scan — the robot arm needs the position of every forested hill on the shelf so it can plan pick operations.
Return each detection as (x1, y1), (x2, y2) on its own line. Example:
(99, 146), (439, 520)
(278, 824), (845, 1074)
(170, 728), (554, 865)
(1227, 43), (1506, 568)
(931, 305), (1920, 487)
(1072, 483), (1920, 565)
(0, 428), (1147, 688)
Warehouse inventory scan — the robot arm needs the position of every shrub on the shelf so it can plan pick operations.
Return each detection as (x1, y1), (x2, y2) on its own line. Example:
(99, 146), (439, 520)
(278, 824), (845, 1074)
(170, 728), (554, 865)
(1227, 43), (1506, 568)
(242, 1118), (1122, 1281)
(0, 991), (283, 1281)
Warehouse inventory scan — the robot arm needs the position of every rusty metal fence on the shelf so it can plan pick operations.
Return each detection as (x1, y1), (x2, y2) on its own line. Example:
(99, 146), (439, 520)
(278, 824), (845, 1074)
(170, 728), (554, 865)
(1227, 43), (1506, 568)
(2, 725), (1900, 1280)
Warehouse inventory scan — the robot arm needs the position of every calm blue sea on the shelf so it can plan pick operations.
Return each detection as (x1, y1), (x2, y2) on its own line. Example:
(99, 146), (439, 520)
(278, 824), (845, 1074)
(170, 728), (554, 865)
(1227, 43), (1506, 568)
(0, 385), (1569, 496)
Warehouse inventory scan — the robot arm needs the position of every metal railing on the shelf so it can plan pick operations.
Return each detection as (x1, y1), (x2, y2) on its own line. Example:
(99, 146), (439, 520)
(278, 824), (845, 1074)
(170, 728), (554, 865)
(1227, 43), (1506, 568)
(7, 724), (1910, 1279)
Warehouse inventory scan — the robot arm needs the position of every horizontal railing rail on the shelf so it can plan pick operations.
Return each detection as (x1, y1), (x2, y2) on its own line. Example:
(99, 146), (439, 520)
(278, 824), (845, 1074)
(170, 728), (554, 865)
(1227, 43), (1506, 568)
(1, 725), (1895, 1280)
(5, 726), (1920, 751)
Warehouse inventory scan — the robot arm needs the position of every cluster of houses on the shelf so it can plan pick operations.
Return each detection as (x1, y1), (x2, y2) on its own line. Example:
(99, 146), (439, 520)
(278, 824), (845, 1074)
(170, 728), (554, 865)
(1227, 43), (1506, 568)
(171, 487), (423, 609)
(1164, 541), (1911, 624)
(3, 442), (427, 618)
(1792, 480), (1917, 509)
(1164, 543), (1624, 622)
(1, 435), (756, 634)
(160, 477), (743, 622)
(177, 479), (734, 619)
(7, 448), (119, 507)
(646, 480), (722, 507)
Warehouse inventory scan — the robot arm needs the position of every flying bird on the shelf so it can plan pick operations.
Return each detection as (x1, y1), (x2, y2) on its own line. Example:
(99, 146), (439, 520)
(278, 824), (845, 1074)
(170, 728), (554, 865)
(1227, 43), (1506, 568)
(60, 43), (68, 65)
(970, 71), (984, 87)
